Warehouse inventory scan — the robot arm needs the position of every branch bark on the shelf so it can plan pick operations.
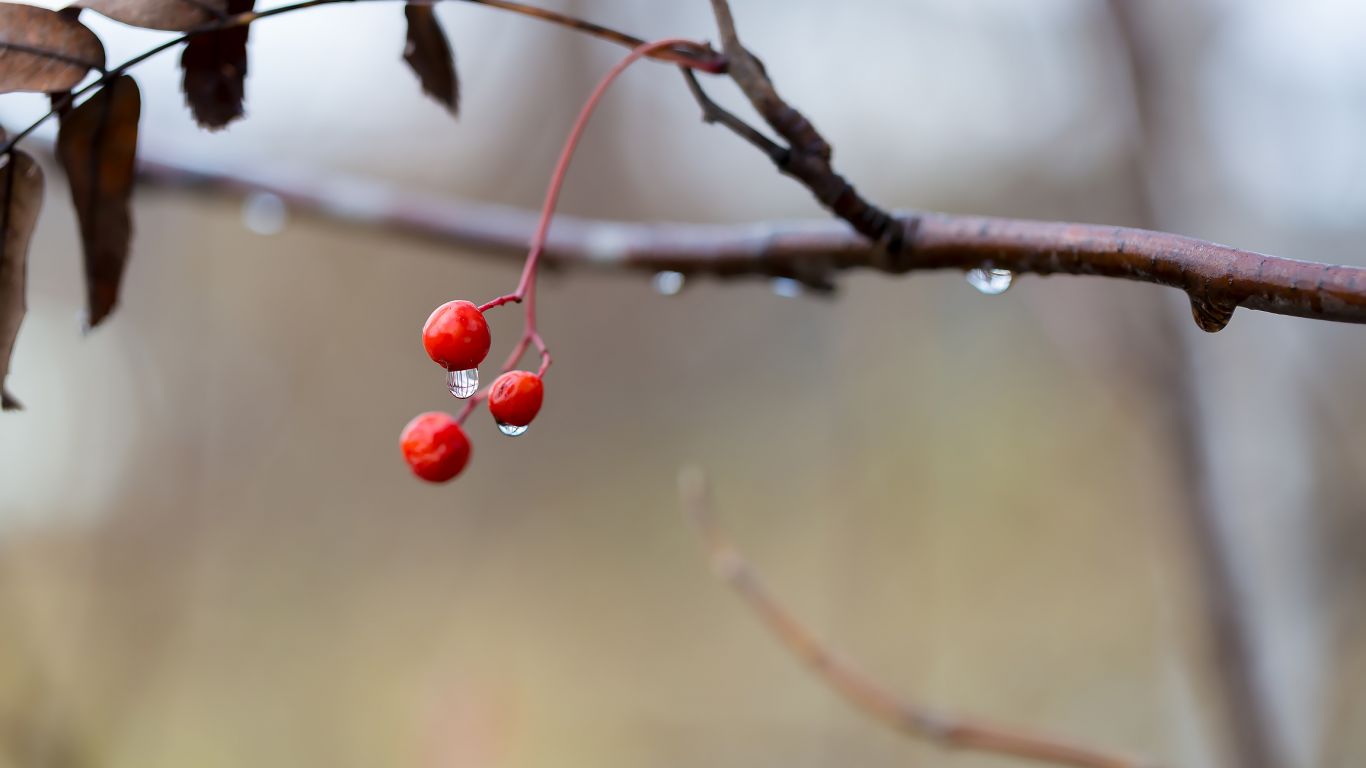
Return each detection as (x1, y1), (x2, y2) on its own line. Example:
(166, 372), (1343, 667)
(107, 144), (1366, 329)
(677, 467), (1159, 768)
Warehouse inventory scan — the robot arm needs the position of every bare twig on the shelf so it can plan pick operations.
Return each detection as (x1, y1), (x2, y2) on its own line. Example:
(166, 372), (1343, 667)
(460, 0), (725, 73)
(706, 0), (905, 260)
(694, 0), (1366, 329)
(679, 67), (787, 164)
(676, 467), (1158, 768)
(6, 0), (1365, 329)
(0, 0), (725, 158)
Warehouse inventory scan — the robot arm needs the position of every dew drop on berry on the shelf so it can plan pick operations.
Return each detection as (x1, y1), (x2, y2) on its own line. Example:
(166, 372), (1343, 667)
(966, 268), (1013, 294)
(497, 421), (529, 437)
(447, 368), (479, 399)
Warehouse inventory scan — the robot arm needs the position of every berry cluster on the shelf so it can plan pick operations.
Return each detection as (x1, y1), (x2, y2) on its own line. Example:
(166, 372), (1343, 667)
(400, 300), (545, 483)
(397, 37), (696, 485)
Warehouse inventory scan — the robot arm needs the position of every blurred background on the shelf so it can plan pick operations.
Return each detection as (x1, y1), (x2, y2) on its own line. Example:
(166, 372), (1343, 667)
(1, 1), (1365, 767)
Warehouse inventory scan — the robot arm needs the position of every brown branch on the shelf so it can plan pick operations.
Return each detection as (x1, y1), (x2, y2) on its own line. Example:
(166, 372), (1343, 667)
(460, 0), (725, 72)
(98, 142), (1366, 328)
(679, 67), (787, 165)
(0, 0), (726, 157)
(698, 0), (1366, 331)
(676, 467), (1159, 768)
(706, 0), (904, 258)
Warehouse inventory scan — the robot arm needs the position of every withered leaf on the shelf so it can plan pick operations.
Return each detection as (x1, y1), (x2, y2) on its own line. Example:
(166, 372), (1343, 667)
(56, 74), (140, 329)
(76, 0), (227, 32)
(181, 0), (253, 129)
(403, 3), (458, 115)
(0, 145), (44, 411)
(0, 3), (105, 94)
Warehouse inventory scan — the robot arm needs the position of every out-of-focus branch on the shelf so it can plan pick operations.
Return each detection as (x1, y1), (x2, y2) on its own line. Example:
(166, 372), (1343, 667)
(104, 142), (1366, 328)
(676, 467), (1159, 768)
(1104, 3), (1283, 767)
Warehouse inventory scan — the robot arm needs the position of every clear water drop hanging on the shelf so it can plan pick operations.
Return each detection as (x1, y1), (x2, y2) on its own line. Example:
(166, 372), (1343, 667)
(771, 277), (803, 298)
(966, 268), (1013, 295)
(652, 271), (685, 295)
(497, 421), (529, 436)
(241, 191), (288, 235)
(447, 368), (479, 399)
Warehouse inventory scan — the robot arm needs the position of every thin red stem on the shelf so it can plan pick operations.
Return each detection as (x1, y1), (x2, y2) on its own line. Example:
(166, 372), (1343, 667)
(506, 37), (700, 308)
(463, 38), (700, 418)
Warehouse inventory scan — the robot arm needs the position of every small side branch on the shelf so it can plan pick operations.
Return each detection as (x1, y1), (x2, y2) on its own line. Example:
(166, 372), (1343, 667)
(706, 0), (905, 257)
(680, 67), (787, 165)
(677, 467), (1158, 768)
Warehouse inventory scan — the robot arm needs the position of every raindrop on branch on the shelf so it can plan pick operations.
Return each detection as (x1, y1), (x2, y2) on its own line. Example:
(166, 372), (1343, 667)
(447, 368), (478, 399)
(652, 271), (685, 295)
(966, 268), (1013, 294)
(497, 422), (529, 436)
(242, 191), (288, 235)
(771, 277), (803, 298)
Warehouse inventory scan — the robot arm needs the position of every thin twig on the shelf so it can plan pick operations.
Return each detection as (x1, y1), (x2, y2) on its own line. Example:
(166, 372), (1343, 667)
(706, 0), (904, 259)
(679, 67), (787, 164)
(459, 0), (725, 72)
(8, 0), (1366, 329)
(0, 0), (723, 157)
(676, 467), (1159, 768)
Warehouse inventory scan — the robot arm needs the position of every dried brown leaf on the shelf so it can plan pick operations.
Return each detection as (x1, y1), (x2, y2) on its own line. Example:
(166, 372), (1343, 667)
(0, 145), (44, 411)
(181, 0), (253, 129)
(75, 0), (226, 32)
(55, 74), (139, 328)
(403, 3), (458, 114)
(0, 3), (105, 94)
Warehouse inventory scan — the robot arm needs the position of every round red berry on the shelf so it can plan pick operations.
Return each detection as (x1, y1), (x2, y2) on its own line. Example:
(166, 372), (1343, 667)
(400, 411), (471, 482)
(488, 371), (544, 427)
(423, 300), (491, 371)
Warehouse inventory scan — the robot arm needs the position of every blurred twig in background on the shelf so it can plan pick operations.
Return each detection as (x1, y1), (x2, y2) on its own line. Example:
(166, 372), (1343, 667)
(1104, 2), (1282, 767)
(677, 466), (1158, 768)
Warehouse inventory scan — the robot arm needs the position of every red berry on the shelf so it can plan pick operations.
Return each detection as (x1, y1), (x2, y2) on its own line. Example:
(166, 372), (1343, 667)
(488, 371), (544, 427)
(400, 411), (471, 483)
(423, 300), (491, 371)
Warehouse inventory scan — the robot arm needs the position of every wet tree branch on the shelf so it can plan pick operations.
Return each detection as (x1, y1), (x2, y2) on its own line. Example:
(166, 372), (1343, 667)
(95, 143), (1366, 328)
(14, 0), (1366, 330)
(123, 156), (1363, 327)
(676, 467), (1159, 768)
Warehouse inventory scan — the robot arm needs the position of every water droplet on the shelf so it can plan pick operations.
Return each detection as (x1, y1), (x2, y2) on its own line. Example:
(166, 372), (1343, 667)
(585, 225), (632, 261)
(242, 191), (288, 235)
(447, 368), (478, 399)
(652, 271), (685, 295)
(966, 268), (1013, 294)
(771, 277), (803, 298)
(497, 421), (529, 436)
(1189, 294), (1235, 332)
